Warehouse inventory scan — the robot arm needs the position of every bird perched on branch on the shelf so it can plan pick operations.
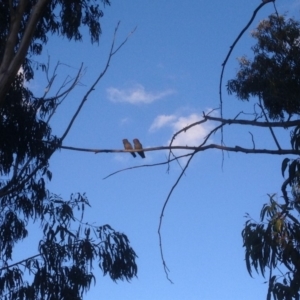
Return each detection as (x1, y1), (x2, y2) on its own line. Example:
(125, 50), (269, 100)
(122, 139), (136, 157)
(133, 138), (145, 158)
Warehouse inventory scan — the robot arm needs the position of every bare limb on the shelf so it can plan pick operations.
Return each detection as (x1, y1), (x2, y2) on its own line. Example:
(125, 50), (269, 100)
(0, 158), (40, 198)
(249, 132), (255, 149)
(58, 143), (300, 156)
(0, 23), (136, 201)
(168, 108), (219, 159)
(204, 115), (300, 128)
(167, 111), (298, 160)
(258, 98), (282, 150)
(158, 153), (196, 283)
(168, 150), (187, 176)
(103, 153), (193, 180)
(45, 63), (85, 124)
(60, 22), (136, 142)
(39, 63), (84, 104)
(0, 157), (33, 197)
(111, 26), (137, 56)
(219, 0), (273, 119)
(218, 0), (275, 164)
(0, 254), (41, 272)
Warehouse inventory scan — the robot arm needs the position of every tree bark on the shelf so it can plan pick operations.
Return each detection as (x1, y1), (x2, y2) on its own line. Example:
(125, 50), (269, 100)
(0, 0), (50, 106)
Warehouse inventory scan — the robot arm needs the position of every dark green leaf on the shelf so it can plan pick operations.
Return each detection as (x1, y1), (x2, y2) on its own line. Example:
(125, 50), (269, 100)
(281, 158), (290, 177)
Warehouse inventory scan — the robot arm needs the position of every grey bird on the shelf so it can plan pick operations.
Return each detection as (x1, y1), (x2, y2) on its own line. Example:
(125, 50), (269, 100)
(122, 139), (136, 157)
(133, 138), (145, 158)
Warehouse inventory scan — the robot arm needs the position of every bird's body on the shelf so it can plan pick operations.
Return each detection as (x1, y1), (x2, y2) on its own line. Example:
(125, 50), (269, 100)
(133, 138), (145, 158)
(122, 139), (136, 157)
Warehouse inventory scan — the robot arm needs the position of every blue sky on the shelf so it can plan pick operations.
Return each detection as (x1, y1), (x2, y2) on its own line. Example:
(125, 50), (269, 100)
(17, 0), (300, 299)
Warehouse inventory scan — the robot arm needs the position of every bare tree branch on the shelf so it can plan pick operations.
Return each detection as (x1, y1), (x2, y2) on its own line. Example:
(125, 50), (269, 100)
(54, 111), (300, 160)
(103, 153), (193, 180)
(60, 22), (136, 142)
(0, 254), (41, 272)
(59, 144), (300, 156)
(249, 132), (255, 149)
(158, 153), (196, 284)
(219, 0), (274, 119)
(204, 115), (300, 128)
(0, 22), (136, 202)
(45, 62), (85, 124)
(218, 0), (275, 168)
(258, 98), (282, 150)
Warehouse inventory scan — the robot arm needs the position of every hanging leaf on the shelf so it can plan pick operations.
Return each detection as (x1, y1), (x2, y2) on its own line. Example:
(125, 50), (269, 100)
(289, 159), (297, 183)
(281, 158), (290, 177)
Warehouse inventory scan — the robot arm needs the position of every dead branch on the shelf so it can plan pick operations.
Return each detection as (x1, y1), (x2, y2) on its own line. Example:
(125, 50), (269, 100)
(59, 144), (300, 156)
(103, 153), (193, 180)
(167, 110), (298, 163)
(58, 107), (300, 157)
(201, 115), (300, 129)
(158, 153), (196, 284)
(219, 0), (274, 119)
(0, 254), (41, 272)
(218, 0), (275, 165)
(60, 22), (136, 142)
(45, 62), (85, 124)
(258, 98), (281, 150)
(0, 22), (136, 202)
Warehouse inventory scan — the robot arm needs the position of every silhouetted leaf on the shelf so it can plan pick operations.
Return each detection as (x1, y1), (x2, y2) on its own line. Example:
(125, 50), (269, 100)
(282, 158), (290, 177)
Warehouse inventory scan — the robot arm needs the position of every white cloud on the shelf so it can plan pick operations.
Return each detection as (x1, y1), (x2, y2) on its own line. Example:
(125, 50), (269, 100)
(150, 111), (216, 147)
(170, 114), (209, 147)
(107, 84), (174, 104)
(149, 115), (177, 132)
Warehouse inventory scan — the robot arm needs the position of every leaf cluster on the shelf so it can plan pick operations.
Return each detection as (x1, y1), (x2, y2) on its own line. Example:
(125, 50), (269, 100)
(242, 155), (300, 300)
(0, 0), (110, 82)
(0, 56), (137, 300)
(0, 1), (139, 298)
(227, 15), (300, 120)
(0, 73), (59, 177)
(0, 193), (137, 300)
(226, 13), (300, 300)
(243, 194), (300, 300)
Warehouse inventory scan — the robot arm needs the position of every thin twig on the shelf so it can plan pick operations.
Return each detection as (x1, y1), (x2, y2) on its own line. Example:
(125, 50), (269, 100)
(60, 22), (136, 142)
(158, 153), (196, 283)
(219, 0), (273, 118)
(219, 0), (274, 160)
(258, 99), (282, 150)
(103, 154), (193, 180)
(168, 150), (187, 176)
(249, 132), (255, 149)
(204, 116), (300, 128)
(46, 63), (84, 124)
(0, 254), (41, 272)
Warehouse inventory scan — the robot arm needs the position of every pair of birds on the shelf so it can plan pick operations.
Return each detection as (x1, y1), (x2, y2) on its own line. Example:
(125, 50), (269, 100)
(123, 138), (145, 158)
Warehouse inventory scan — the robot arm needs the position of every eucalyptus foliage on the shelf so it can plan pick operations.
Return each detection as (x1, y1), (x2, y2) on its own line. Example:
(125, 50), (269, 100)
(227, 15), (300, 120)
(231, 14), (300, 300)
(0, 1), (137, 299)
